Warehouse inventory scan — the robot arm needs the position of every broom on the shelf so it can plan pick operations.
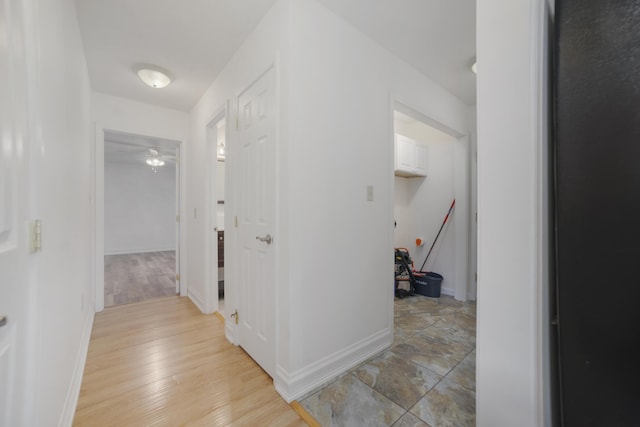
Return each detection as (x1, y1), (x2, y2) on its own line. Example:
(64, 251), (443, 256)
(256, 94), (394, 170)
(419, 199), (456, 272)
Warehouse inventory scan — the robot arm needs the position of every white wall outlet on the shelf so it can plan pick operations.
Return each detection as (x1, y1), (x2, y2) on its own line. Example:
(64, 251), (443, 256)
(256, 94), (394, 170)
(367, 185), (374, 202)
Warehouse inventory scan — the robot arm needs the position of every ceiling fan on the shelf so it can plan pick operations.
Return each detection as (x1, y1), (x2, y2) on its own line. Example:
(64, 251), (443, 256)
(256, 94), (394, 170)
(105, 140), (177, 170)
(145, 148), (175, 172)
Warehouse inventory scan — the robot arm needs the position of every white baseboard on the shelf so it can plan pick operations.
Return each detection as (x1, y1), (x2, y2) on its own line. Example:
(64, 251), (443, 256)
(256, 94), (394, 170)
(59, 312), (94, 427)
(104, 246), (175, 256)
(274, 327), (391, 403)
(441, 286), (454, 297)
(188, 287), (206, 313)
(225, 322), (238, 346)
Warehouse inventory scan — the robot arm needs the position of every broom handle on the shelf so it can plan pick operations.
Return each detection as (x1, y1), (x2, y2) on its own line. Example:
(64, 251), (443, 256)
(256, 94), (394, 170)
(419, 199), (456, 271)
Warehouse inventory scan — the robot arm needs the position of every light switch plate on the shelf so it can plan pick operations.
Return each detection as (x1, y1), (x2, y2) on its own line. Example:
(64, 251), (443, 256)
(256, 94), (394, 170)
(367, 185), (374, 202)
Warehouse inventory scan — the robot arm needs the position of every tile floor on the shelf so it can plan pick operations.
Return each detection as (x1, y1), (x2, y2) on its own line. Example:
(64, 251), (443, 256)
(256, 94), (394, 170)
(104, 251), (177, 307)
(300, 295), (476, 427)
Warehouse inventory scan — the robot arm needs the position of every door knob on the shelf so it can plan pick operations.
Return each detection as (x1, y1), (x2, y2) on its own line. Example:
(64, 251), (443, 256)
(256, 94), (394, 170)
(256, 234), (273, 244)
(0, 316), (6, 327)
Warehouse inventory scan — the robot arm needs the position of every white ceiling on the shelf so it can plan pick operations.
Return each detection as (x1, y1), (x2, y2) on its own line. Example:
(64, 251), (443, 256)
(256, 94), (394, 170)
(75, 0), (476, 112)
(316, 0), (477, 105)
(75, 0), (279, 112)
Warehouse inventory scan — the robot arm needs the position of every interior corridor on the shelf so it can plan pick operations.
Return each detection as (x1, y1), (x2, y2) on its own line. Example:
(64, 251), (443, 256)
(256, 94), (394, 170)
(74, 297), (306, 426)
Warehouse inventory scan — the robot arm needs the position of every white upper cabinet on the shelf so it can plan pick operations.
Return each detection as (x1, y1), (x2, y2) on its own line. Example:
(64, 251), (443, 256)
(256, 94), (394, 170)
(394, 134), (427, 177)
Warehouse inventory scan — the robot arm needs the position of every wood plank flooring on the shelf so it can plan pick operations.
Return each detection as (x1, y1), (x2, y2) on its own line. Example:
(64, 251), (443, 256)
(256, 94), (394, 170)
(74, 297), (306, 426)
(104, 251), (177, 307)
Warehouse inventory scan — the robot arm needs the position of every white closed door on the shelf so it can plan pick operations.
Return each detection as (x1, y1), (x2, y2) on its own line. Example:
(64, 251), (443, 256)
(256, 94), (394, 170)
(236, 67), (276, 377)
(0, 0), (35, 424)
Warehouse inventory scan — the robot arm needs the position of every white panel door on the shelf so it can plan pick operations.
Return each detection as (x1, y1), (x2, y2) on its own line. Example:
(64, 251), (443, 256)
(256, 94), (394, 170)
(0, 0), (35, 425)
(236, 67), (276, 377)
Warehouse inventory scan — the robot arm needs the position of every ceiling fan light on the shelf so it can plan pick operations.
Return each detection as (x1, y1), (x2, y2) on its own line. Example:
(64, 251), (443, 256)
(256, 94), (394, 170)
(137, 68), (171, 88)
(146, 158), (165, 167)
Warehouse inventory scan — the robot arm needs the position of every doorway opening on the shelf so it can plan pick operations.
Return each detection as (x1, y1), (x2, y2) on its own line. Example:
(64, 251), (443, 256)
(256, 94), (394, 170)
(391, 102), (475, 300)
(102, 131), (180, 307)
(393, 109), (458, 293)
(208, 115), (227, 314)
(390, 102), (477, 421)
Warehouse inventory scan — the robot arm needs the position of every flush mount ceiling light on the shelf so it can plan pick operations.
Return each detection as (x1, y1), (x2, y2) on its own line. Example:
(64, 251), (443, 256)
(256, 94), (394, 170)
(137, 67), (171, 88)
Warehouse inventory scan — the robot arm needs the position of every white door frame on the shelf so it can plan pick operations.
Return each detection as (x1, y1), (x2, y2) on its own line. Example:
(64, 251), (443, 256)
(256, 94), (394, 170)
(204, 106), (228, 314)
(92, 125), (186, 312)
(174, 144), (181, 294)
(391, 100), (474, 301)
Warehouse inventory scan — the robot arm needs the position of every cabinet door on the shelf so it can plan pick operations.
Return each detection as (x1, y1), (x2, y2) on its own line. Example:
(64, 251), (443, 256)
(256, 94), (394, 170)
(413, 143), (428, 177)
(395, 135), (413, 172)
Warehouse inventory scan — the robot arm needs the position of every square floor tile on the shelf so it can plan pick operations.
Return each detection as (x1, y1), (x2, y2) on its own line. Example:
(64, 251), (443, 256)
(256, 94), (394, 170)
(300, 373), (405, 427)
(355, 350), (441, 409)
(392, 412), (431, 427)
(391, 334), (473, 376)
(421, 317), (476, 347)
(446, 350), (475, 391)
(411, 378), (475, 427)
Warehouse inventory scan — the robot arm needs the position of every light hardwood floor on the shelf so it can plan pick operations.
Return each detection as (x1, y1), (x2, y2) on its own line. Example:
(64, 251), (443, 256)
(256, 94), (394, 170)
(74, 296), (307, 426)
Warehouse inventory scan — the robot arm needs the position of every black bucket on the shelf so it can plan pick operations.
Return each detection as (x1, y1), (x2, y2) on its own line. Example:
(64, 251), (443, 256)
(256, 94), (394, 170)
(414, 272), (443, 297)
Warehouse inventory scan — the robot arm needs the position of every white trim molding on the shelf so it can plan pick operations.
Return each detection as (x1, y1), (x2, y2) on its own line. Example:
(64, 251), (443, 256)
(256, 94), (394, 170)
(58, 312), (94, 427)
(273, 328), (392, 403)
(188, 287), (207, 314)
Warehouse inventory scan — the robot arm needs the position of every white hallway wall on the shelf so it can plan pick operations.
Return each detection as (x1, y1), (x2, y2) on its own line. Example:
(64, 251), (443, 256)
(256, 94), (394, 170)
(187, 0), (475, 401)
(7, 0), (95, 424)
(393, 120), (457, 296)
(476, 0), (552, 425)
(92, 92), (189, 143)
(104, 157), (176, 255)
(284, 0), (474, 397)
(186, 0), (289, 315)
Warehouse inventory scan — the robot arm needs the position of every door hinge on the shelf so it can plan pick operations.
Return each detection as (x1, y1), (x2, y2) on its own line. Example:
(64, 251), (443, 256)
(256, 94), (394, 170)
(236, 118), (239, 130)
(176, 215), (180, 223)
(235, 216), (238, 228)
(176, 274), (180, 281)
(30, 220), (42, 253)
(230, 309), (239, 325)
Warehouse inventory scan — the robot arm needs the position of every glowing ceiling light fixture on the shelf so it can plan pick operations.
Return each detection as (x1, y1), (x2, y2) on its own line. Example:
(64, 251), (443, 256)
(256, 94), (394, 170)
(146, 157), (165, 167)
(137, 67), (171, 89)
(146, 149), (166, 172)
(471, 61), (477, 75)
(216, 119), (226, 161)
